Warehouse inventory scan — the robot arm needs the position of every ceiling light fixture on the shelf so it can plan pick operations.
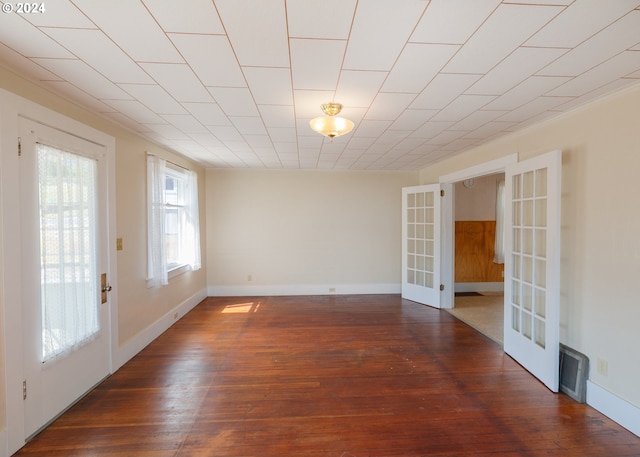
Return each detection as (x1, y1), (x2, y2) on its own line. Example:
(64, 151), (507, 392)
(309, 102), (354, 140)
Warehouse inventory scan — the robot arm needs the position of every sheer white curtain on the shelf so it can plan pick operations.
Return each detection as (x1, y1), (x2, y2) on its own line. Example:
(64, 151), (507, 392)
(38, 143), (99, 361)
(494, 178), (505, 264)
(183, 170), (201, 271)
(147, 154), (168, 287)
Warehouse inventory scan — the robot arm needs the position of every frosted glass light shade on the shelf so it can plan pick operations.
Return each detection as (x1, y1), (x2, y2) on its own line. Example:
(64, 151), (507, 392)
(309, 116), (354, 139)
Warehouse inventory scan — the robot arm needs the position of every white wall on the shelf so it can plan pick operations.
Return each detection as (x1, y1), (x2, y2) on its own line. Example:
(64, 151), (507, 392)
(206, 169), (419, 295)
(455, 174), (501, 221)
(420, 82), (640, 418)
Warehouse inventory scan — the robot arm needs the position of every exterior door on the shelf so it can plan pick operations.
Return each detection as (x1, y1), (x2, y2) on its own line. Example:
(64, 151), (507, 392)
(402, 184), (441, 308)
(19, 118), (111, 437)
(504, 150), (561, 392)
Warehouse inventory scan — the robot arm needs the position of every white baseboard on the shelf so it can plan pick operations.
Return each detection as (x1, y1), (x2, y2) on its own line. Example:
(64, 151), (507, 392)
(207, 283), (401, 297)
(0, 427), (7, 457)
(455, 282), (504, 293)
(112, 288), (207, 371)
(587, 380), (640, 437)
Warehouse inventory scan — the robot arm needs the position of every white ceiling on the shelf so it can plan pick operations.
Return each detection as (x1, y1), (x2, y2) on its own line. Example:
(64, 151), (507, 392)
(1, 0), (640, 170)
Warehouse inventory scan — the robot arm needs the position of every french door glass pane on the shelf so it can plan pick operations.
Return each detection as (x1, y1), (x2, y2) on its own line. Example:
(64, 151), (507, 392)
(38, 144), (99, 361)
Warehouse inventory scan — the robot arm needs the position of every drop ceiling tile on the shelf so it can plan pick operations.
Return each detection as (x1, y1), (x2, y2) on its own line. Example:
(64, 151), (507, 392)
(335, 71), (387, 108)
(390, 109), (437, 130)
(290, 39), (346, 90)
(429, 129), (467, 145)
(244, 68), (293, 105)
(468, 47), (568, 95)
(72, 0), (183, 62)
(352, 120), (393, 138)
(188, 133), (225, 148)
(143, 123), (190, 140)
(343, 0), (427, 71)
(229, 117), (268, 135)
(298, 136), (324, 148)
(143, 0), (224, 33)
(411, 74), (481, 110)
(348, 137), (376, 149)
(18, 1), (94, 27)
(161, 114), (208, 134)
(119, 84), (186, 114)
(207, 126), (243, 142)
(33, 58), (131, 99)
(215, 0), (289, 67)
(0, 43), (62, 80)
(258, 105), (295, 128)
(208, 87), (259, 116)
(0, 15), (75, 58)
(498, 96), (574, 122)
(287, 0), (356, 39)
(293, 89), (336, 119)
(527, 0), (639, 48)
(169, 34), (245, 87)
(444, 4), (563, 74)
(274, 143), (298, 154)
(366, 93), (416, 121)
(43, 81), (116, 113)
(245, 136), (273, 150)
(142, 63), (212, 102)
(104, 99), (165, 123)
(182, 102), (231, 126)
(484, 76), (570, 110)
(552, 78), (639, 112)
(450, 110), (507, 131)
(268, 127), (297, 143)
(411, 0), (500, 44)
(464, 121), (518, 140)
(411, 121), (454, 139)
(375, 130), (411, 144)
(430, 95), (495, 122)
(539, 10), (640, 76)
(547, 51), (640, 97)
(102, 111), (151, 133)
(382, 43), (459, 93)
(41, 28), (153, 84)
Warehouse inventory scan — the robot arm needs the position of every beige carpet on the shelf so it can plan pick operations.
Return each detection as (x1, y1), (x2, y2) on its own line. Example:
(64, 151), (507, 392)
(446, 292), (504, 344)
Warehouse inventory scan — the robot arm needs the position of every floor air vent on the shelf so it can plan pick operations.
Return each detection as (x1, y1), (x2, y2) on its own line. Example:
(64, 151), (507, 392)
(559, 343), (589, 403)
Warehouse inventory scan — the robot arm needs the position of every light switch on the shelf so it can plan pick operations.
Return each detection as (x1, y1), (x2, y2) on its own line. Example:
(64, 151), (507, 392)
(116, 238), (123, 251)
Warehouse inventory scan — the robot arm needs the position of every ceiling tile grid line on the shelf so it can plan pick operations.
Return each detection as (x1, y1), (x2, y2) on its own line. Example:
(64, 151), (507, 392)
(1, 1), (640, 169)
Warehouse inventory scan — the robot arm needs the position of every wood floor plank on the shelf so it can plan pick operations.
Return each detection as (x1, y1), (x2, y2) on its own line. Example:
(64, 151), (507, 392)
(13, 295), (640, 457)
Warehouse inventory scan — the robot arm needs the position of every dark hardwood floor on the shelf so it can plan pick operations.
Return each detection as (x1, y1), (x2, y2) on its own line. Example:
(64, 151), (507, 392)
(14, 295), (640, 457)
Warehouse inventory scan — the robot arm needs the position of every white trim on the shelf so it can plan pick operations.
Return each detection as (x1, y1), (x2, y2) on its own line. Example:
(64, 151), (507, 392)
(207, 283), (400, 297)
(439, 153), (518, 184)
(587, 380), (640, 437)
(0, 427), (7, 457)
(455, 282), (504, 293)
(112, 288), (207, 371)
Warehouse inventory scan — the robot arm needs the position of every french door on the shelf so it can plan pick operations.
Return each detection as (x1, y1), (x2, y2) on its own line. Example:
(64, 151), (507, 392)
(19, 118), (112, 437)
(402, 184), (441, 308)
(504, 150), (561, 392)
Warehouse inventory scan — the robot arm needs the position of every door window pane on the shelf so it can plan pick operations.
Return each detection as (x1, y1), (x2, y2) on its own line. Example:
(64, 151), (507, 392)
(38, 144), (99, 361)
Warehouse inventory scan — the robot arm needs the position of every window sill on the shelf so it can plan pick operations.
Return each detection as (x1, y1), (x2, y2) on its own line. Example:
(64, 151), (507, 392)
(168, 263), (191, 279)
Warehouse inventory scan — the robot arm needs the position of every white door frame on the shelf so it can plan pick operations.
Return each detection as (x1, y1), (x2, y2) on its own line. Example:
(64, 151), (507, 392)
(0, 89), (118, 455)
(439, 154), (518, 309)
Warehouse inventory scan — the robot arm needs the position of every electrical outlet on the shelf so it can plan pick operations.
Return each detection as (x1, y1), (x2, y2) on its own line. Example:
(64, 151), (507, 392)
(247, 274), (252, 281)
(597, 358), (608, 376)
(329, 287), (336, 292)
(173, 312), (179, 320)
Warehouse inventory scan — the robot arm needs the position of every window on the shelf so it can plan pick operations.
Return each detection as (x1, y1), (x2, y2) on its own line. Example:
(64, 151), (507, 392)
(147, 154), (200, 287)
